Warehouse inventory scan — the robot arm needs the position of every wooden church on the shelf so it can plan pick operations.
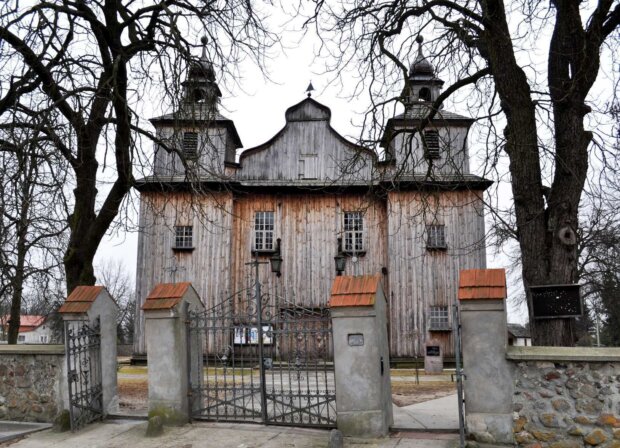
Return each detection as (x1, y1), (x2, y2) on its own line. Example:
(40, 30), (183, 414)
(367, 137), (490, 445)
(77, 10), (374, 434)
(132, 39), (490, 361)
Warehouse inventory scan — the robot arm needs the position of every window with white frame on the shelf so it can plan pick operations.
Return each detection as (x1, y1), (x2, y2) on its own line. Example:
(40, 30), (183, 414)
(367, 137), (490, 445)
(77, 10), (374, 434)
(429, 306), (450, 331)
(174, 225), (193, 249)
(344, 211), (364, 253)
(423, 130), (440, 159)
(254, 211), (275, 252)
(18, 335), (25, 342)
(426, 224), (446, 249)
(40, 335), (48, 343)
(182, 132), (198, 158)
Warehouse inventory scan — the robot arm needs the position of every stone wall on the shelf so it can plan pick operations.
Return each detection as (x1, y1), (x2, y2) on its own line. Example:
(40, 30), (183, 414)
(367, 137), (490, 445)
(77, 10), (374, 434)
(0, 345), (66, 423)
(508, 347), (620, 448)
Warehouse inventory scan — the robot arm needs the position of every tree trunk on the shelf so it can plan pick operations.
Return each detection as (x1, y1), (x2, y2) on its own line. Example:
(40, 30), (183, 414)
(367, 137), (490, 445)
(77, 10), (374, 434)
(480, 0), (592, 345)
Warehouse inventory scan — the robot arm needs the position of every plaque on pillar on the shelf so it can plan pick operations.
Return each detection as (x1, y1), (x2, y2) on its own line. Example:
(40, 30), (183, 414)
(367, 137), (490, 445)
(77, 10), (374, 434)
(424, 340), (443, 374)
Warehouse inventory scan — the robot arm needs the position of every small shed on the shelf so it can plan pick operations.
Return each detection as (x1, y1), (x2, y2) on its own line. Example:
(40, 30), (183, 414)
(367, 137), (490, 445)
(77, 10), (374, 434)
(507, 323), (531, 347)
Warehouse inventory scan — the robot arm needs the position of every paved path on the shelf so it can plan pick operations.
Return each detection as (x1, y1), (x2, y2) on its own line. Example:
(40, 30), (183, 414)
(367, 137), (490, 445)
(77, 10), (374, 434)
(2, 419), (460, 448)
(393, 394), (460, 431)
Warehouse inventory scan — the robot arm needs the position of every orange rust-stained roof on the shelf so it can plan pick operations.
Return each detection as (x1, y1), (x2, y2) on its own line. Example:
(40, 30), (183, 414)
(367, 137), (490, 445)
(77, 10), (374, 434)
(58, 285), (105, 314)
(458, 269), (507, 300)
(329, 275), (381, 307)
(142, 282), (192, 311)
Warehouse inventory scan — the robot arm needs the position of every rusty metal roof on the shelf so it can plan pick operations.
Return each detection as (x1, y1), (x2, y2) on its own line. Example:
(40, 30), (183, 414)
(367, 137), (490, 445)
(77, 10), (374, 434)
(458, 269), (507, 300)
(142, 282), (192, 311)
(58, 286), (105, 314)
(329, 275), (381, 307)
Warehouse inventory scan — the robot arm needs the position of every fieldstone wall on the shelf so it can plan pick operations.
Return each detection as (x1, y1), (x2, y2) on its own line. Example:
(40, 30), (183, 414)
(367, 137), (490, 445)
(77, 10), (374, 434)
(509, 353), (620, 448)
(0, 346), (66, 423)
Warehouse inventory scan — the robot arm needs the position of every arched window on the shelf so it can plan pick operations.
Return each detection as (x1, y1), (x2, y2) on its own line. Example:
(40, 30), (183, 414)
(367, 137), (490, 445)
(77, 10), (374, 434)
(419, 87), (431, 101)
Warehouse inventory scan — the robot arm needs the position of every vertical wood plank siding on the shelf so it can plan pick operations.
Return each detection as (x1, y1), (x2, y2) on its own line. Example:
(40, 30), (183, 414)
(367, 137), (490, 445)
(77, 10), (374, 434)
(388, 125), (470, 176)
(386, 190), (486, 357)
(133, 188), (486, 358)
(230, 194), (388, 307)
(133, 191), (233, 355)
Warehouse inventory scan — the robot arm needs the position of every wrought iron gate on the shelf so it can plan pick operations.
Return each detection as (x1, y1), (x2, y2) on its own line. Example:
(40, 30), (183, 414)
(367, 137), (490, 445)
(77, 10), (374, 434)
(187, 282), (336, 428)
(64, 318), (103, 431)
(453, 303), (466, 447)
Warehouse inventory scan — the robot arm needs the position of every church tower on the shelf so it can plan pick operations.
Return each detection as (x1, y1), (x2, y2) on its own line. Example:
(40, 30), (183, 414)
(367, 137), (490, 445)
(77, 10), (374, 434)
(150, 37), (242, 178)
(381, 36), (473, 177)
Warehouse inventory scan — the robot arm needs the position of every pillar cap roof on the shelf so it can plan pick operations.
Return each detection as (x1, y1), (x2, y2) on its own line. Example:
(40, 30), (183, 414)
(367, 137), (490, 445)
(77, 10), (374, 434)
(458, 269), (507, 300)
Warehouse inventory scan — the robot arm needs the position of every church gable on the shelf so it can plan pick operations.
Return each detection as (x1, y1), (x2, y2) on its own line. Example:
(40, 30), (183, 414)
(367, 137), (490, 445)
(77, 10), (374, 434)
(238, 98), (375, 182)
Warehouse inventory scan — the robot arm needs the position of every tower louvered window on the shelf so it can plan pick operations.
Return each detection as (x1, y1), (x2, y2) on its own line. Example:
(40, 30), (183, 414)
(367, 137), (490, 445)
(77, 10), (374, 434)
(183, 132), (198, 158)
(423, 130), (440, 159)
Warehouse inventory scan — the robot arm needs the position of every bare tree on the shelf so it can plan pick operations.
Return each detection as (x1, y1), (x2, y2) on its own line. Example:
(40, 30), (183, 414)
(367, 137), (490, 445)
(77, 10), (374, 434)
(307, 0), (620, 345)
(0, 111), (68, 343)
(96, 259), (135, 344)
(0, 1), (276, 294)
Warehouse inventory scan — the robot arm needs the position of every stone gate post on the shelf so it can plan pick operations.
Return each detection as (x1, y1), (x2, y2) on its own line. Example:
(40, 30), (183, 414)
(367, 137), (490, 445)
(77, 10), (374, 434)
(142, 282), (204, 424)
(59, 286), (120, 415)
(458, 269), (514, 445)
(329, 274), (393, 437)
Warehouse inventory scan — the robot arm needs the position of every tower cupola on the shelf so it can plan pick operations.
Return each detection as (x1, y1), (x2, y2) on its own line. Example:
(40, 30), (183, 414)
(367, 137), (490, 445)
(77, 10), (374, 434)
(181, 36), (222, 114)
(402, 35), (445, 107)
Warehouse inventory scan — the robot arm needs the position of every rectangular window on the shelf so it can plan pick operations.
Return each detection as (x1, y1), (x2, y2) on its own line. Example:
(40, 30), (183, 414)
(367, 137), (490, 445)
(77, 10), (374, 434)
(299, 154), (318, 179)
(254, 211), (275, 252)
(17, 335), (25, 342)
(423, 130), (440, 159)
(426, 224), (446, 249)
(344, 211), (364, 253)
(429, 306), (450, 331)
(174, 225), (193, 249)
(40, 335), (48, 343)
(183, 132), (198, 157)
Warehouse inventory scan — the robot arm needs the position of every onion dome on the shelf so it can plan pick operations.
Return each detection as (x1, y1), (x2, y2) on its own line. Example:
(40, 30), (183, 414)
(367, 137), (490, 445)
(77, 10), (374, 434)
(410, 35), (435, 76)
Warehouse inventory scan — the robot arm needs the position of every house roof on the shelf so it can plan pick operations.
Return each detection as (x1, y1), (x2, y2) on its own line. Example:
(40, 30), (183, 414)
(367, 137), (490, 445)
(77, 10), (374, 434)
(458, 269), (507, 300)
(58, 285), (105, 314)
(142, 282), (192, 311)
(507, 323), (530, 338)
(0, 315), (45, 333)
(329, 275), (382, 307)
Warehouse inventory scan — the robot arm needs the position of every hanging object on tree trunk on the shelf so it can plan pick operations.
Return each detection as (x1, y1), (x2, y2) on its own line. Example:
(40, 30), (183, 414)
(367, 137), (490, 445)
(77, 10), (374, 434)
(530, 284), (582, 319)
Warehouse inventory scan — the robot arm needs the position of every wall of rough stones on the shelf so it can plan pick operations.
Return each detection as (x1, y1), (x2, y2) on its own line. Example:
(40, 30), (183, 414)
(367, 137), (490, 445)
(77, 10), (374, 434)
(0, 346), (66, 423)
(509, 352), (620, 448)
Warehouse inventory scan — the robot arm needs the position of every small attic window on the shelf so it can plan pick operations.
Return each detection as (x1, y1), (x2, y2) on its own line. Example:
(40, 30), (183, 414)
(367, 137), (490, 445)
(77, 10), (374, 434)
(419, 87), (431, 102)
(423, 130), (440, 159)
(183, 132), (198, 158)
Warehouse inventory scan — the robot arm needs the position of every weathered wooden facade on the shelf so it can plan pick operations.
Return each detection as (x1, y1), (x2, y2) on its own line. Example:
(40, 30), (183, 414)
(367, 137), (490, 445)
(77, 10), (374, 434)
(133, 42), (491, 360)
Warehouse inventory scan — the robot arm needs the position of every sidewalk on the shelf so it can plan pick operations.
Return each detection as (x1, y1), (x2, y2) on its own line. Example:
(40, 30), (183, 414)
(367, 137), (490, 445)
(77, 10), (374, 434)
(2, 419), (460, 448)
(393, 394), (460, 431)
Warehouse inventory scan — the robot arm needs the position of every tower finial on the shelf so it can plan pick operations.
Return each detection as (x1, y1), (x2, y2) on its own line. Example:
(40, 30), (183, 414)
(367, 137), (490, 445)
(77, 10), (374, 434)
(306, 81), (315, 97)
(416, 34), (424, 57)
(200, 35), (208, 59)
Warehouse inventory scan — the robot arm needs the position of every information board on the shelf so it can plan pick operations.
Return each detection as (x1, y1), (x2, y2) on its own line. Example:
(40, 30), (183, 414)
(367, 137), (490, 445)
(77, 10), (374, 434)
(531, 284), (582, 319)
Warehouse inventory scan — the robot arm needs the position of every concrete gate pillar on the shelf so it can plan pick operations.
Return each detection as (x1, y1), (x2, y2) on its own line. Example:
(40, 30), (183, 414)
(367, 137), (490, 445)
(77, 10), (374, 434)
(458, 269), (514, 445)
(142, 282), (204, 424)
(329, 275), (393, 437)
(59, 286), (120, 415)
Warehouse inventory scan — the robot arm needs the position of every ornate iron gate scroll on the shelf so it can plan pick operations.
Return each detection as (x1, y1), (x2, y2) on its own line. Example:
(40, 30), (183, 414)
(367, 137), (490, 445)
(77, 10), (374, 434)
(64, 318), (103, 431)
(187, 286), (336, 428)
